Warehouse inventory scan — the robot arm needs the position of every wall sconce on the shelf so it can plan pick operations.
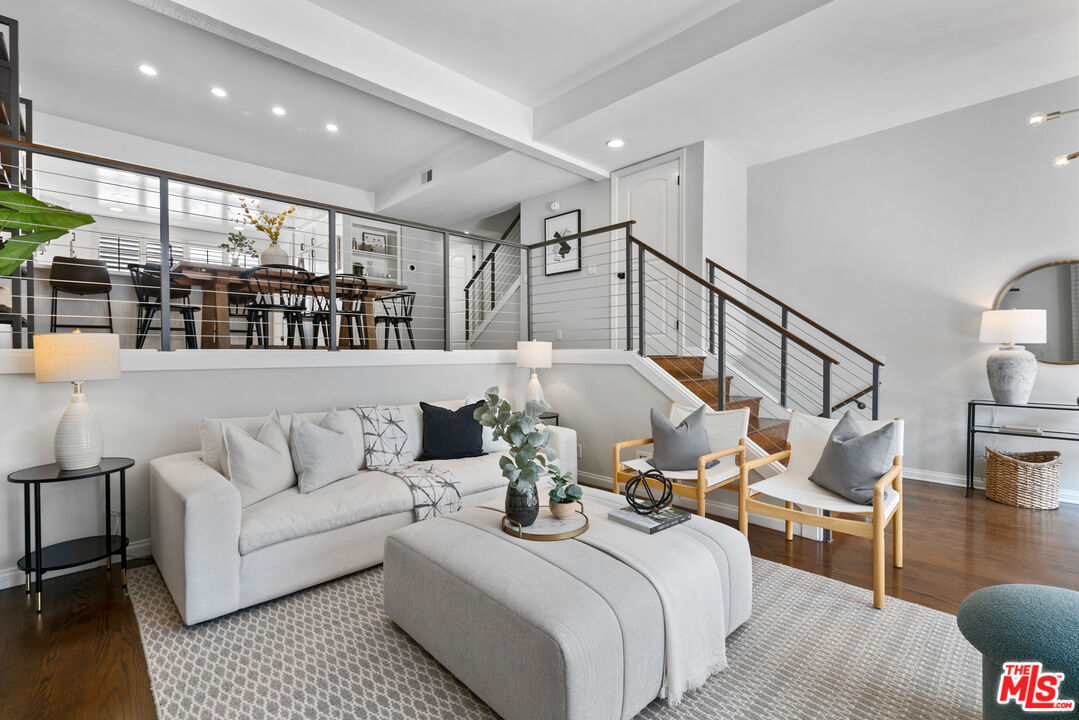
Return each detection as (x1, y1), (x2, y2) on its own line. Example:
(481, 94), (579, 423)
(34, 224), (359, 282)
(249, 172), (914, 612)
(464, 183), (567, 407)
(1028, 108), (1078, 167)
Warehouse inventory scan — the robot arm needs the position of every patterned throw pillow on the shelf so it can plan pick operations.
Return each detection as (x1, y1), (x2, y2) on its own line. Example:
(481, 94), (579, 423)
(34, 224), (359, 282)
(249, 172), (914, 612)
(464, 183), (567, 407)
(354, 405), (410, 468)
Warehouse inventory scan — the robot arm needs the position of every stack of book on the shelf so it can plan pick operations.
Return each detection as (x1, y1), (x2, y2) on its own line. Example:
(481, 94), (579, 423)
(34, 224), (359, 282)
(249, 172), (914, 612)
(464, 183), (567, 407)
(607, 506), (690, 534)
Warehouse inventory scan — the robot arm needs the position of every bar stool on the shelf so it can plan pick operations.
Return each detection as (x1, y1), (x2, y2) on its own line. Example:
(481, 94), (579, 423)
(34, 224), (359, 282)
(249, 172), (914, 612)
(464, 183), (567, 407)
(49, 257), (114, 333)
(127, 264), (200, 349)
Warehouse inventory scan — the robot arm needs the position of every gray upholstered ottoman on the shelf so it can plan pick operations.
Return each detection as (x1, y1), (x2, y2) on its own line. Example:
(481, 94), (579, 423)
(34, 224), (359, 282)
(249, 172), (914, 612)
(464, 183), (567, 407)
(383, 488), (752, 720)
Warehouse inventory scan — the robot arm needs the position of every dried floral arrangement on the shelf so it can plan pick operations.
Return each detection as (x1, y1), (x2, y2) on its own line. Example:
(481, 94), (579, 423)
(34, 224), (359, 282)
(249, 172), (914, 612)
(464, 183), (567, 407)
(238, 196), (296, 245)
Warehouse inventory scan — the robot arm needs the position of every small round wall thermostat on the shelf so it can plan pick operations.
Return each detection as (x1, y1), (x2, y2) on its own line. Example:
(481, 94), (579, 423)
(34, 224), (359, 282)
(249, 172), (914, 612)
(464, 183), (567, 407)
(549, 201), (560, 212)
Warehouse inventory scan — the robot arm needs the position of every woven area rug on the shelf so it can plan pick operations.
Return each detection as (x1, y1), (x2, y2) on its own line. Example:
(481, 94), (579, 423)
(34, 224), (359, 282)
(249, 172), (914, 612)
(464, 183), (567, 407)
(129, 558), (980, 719)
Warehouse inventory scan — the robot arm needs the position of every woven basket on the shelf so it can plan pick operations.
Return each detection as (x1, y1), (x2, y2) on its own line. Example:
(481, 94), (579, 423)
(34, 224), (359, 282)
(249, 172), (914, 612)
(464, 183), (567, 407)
(984, 447), (1062, 510)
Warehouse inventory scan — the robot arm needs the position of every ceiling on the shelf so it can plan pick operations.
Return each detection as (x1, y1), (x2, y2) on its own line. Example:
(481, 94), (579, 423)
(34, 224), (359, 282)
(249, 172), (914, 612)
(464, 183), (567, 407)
(308, 0), (734, 106)
(536, 0), (1079, 168)
(10, 0), (476, 191)
(5, 0), (1077, 233)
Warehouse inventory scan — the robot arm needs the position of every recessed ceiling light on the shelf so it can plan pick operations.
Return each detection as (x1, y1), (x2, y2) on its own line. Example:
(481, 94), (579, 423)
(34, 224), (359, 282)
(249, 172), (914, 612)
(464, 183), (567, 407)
(606, 138), (625, 148)
(463, 230), (470, 234)
(325, 123), (338, 132)
(211, 87), (227, 98)
(272, 106), (286, 116)
(109, 206), (124, 213)
(138, 64), (157, 76)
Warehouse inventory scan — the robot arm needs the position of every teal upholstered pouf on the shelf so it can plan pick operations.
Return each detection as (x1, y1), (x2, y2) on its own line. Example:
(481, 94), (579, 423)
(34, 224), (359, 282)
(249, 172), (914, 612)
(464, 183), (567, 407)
(957, 584), (1079, 719)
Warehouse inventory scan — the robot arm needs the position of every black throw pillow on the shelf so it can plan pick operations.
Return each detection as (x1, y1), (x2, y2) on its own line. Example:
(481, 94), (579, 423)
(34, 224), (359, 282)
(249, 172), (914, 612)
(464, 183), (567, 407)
(418, 401), (486, 460)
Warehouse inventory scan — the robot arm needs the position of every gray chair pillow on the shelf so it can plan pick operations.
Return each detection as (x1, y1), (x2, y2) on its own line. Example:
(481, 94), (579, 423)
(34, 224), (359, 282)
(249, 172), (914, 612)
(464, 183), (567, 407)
(809, 412), (897, 505)
(290, 410), (357, 494)
(647, 405), (717, 472)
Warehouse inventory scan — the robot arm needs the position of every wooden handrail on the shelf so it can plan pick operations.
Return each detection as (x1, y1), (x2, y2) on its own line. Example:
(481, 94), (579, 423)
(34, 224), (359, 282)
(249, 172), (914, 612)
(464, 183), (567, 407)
(632, 236), (839, 365)
(523, 221), (636, 249)
(706, 259), (884, 366)
(821, 385), (875, 416)
(0, 137), (513, 248)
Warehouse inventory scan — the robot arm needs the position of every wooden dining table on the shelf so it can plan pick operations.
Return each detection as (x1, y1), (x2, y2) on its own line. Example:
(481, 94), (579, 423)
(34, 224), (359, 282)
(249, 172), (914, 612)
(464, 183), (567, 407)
(173, 261), (406, 349)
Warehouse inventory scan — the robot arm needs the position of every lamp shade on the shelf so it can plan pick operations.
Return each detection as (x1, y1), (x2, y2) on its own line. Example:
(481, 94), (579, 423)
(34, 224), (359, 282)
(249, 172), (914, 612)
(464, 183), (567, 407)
(979, 309), (1046, 345)
(34, 332), (121, 383)
(516, 340), (552, 369)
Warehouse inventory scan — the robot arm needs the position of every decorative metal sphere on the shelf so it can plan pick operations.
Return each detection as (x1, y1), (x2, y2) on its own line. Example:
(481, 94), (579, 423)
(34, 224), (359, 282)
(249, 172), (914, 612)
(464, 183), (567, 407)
(625, 469), (673, 515)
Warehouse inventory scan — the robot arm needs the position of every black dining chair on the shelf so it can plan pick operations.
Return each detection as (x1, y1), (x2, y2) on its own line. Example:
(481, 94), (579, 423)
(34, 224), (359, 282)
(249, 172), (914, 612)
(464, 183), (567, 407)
(127, 263), (200, 349)
(49, 257), (115, 333)
(374, 291), (416, 349)
(240, 264), (314, 349)
(308, 274), (369, 349)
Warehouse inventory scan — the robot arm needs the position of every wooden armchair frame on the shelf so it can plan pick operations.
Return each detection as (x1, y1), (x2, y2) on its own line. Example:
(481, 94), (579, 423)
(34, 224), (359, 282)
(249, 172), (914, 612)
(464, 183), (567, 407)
(739, 434), (904, 609)
(613, 436), (748, 524)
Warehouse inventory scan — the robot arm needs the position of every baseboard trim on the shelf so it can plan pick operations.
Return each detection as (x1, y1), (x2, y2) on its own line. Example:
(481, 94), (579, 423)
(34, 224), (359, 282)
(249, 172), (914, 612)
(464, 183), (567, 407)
(904, 466), (1079, 505)
(0, 538), (151, 590)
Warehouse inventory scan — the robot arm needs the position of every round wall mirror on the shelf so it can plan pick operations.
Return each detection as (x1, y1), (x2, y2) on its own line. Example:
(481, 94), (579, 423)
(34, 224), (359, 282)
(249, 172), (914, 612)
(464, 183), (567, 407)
(994, 259), (1079, 365)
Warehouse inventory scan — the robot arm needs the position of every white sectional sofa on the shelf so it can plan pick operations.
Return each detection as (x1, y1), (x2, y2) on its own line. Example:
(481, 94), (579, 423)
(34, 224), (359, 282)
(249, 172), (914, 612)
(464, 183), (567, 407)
(149, 399), (578, 625)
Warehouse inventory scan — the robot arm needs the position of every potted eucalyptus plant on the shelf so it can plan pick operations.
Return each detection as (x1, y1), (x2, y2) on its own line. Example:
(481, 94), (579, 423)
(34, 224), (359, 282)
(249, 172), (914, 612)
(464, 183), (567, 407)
(218, 230), (257, 266)
(475, 387), (579, 527)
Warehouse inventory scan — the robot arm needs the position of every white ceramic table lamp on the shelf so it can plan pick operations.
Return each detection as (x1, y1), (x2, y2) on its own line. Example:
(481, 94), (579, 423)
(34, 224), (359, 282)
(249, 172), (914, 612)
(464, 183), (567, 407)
(978, 309), (1046, 404)
(34, 330), (122, 470)
(517, 340), (552, 406)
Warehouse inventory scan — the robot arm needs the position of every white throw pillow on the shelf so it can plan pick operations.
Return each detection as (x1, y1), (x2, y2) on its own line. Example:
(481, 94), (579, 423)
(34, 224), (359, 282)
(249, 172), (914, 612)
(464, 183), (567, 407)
(222, 410), (296, 507)
(290, 411), (357, 494)
(354, 405), (411, 468)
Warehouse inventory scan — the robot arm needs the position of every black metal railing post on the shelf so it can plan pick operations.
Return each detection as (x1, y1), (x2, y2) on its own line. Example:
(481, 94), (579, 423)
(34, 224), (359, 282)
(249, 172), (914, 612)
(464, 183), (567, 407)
(821, 357), (832, 418)
(490, 250), (496, 311)
(464, 287), (470, 342)
(637, 242), (645, 356)
(158, 175), (171, 351)
(780, 307), (789, 407)
(624, 235), (633, 351)
(327, 209), (337, 351)
(717, 294), (727, 408)
(872, 363), (880, 420)
(525, 248), (533, 340)
(708, 262), (715, 354)
(442, 232), (450, 351)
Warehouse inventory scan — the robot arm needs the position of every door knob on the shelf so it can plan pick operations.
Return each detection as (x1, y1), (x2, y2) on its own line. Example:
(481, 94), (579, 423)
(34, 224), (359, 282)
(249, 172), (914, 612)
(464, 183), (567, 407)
(617, 272), (626, 280)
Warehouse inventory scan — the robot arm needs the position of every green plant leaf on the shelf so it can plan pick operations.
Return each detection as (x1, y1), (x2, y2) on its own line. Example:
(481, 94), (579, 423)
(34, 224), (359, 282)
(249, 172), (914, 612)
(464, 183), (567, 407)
(0, 191), (95, 276)
(566, 484), (583, 500)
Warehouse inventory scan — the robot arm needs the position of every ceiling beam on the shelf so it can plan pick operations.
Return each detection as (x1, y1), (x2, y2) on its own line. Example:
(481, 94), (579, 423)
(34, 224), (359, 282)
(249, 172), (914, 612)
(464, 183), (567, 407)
(532, 0), (835, 138)
(128, 0), (608, 181)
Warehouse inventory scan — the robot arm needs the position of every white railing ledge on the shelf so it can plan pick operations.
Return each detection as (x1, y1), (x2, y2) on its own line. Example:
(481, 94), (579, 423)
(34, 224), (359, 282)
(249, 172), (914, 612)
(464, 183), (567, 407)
(0, 348), (521, 375)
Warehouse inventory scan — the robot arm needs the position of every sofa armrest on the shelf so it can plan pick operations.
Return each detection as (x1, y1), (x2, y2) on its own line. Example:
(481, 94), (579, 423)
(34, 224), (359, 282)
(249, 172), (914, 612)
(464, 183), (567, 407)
(150, 451), (242, 625)
(544, 425), (578, 479)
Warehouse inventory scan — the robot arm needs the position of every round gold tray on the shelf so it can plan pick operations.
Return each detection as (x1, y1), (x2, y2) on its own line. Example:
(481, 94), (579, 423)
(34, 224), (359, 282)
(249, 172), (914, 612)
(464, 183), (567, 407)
(501, 501), (589, 541)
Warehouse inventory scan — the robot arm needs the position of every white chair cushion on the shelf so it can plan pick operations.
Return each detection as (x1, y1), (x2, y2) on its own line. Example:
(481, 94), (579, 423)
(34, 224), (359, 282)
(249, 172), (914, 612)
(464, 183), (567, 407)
(670, 404), (749, 455)
(620, 456), (739, 488)
(786, 412), (903, 478)
(748, 470), (901, 516)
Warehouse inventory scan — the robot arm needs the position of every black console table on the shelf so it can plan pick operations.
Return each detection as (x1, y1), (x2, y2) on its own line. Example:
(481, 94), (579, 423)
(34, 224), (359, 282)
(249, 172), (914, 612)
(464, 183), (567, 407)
(7, 457), (134, 613)
(966, 400), (1079, 497)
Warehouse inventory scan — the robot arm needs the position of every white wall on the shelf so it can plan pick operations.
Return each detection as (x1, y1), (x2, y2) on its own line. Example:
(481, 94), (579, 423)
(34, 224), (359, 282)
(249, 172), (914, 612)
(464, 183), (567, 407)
(0, 353), (522, 587)
(519, 178), (612, 348)
(747, 78), (1079, 493)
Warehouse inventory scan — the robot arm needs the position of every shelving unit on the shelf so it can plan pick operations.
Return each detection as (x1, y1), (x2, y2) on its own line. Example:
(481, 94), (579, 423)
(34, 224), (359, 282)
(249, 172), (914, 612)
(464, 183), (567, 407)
(347, 219), (401, 283)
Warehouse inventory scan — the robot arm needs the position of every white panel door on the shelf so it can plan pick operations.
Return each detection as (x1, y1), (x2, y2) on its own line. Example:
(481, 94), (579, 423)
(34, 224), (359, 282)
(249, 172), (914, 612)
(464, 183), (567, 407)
(612, 156), (681, 354)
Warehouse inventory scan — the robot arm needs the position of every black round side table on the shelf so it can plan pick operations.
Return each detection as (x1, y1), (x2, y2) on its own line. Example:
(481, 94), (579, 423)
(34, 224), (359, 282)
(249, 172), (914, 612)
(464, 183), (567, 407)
(7, 457), (135, 613)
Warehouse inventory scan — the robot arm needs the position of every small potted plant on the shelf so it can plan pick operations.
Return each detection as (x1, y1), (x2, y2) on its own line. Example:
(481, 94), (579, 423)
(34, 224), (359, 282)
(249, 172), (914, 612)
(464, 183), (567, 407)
(475, 386), (572, 528)
(548, 470), (583, 519)
(218, 230), (257, 266)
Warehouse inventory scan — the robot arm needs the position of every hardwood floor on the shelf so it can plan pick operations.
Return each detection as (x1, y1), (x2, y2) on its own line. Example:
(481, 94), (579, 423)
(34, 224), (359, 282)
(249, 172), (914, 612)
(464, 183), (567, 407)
(1, 480), (1076, 719)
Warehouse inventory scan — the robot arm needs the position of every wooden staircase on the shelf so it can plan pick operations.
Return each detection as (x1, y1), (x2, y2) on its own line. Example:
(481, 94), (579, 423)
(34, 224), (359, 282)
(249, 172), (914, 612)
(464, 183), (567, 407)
(651, 355), (789, 456)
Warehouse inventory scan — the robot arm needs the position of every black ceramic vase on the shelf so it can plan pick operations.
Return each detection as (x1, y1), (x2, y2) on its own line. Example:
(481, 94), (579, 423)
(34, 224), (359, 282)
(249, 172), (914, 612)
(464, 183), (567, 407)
(505, 483), (539, 527)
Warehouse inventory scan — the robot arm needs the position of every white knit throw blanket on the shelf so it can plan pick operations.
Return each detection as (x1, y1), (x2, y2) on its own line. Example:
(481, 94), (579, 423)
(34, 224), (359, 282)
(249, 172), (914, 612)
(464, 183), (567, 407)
(572, 491), (729, 705)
